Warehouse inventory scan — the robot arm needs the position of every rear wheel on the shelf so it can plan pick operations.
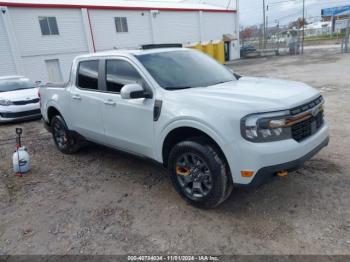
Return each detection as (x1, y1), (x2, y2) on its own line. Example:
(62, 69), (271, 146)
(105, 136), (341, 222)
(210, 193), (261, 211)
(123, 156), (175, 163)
(51, 115), (80, 154)
(168, 139), (233, 209)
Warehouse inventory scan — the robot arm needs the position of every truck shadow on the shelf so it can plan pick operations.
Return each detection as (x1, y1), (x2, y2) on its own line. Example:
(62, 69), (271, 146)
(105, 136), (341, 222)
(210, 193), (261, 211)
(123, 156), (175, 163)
(216, 158), (344, 216)
(77, 143), (343, 218)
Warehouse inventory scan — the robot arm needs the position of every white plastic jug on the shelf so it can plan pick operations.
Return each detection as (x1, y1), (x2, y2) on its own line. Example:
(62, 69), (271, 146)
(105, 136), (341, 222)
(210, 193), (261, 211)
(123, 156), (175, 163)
(12, 147), (30, 173)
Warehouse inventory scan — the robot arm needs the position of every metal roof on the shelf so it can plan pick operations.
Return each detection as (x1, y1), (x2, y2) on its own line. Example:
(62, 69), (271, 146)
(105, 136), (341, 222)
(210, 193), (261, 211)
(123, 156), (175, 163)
(0, 0), (236, 12)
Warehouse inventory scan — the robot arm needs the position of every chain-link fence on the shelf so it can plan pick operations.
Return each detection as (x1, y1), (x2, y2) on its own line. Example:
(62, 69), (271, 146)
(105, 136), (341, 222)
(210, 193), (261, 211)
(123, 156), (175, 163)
(240, 17), (350, 57)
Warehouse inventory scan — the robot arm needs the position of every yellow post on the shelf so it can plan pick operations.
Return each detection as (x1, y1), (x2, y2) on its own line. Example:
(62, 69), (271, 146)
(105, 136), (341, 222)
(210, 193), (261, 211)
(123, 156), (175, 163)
(194, 42), (203, 52)
(202, 41), (214, 58)
(213, 40), (225, 64)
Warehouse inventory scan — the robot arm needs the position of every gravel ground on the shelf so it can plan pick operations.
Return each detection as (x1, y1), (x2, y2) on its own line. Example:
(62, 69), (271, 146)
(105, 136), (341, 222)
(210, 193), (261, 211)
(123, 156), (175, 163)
(0, 49), (349, 255)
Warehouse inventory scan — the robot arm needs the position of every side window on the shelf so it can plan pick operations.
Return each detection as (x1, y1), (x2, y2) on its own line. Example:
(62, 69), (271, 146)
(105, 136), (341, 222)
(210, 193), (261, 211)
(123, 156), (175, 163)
(39, 16), (59, 35)
(106, 60), (143, 93)
(115, 17), (128, 33)
(77, 60), (99, 90)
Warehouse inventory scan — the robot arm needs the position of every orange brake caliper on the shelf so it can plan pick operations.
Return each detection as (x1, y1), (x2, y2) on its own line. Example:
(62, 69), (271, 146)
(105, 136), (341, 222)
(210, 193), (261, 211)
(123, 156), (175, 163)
(176, 166), (191, 176)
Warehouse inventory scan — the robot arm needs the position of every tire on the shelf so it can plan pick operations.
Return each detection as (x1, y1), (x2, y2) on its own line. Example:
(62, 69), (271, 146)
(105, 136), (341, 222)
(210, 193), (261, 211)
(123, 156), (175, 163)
(51, 115), (80, 154)
(168, 139), (233, 209)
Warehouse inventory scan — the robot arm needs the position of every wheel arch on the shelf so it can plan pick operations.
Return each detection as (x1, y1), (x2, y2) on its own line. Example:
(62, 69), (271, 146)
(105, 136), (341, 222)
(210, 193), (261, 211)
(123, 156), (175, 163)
(47, 106), (62, 124)
(44, 98), (67, 125)
(161, 125), (229, 170)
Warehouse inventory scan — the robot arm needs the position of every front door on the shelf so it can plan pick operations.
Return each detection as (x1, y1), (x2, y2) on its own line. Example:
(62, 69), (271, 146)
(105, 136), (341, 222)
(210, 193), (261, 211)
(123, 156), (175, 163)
(100, 58), (154, 157)
(69, 59), (105, 143)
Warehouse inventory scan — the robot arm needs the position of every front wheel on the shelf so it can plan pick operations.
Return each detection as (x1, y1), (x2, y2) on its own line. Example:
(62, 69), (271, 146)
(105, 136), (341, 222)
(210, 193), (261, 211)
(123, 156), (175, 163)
(51, 115), (81, 154)
(168, 140), (233, 209)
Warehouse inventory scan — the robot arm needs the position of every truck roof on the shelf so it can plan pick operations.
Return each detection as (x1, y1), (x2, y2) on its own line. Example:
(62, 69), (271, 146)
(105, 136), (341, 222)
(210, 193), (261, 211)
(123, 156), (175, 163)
(0, 75), (26, 80)
(75, 47), (191, 60)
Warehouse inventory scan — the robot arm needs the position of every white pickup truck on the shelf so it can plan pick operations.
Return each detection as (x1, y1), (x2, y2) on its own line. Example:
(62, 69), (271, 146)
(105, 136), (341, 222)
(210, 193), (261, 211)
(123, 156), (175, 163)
(39, 48), (329, 208)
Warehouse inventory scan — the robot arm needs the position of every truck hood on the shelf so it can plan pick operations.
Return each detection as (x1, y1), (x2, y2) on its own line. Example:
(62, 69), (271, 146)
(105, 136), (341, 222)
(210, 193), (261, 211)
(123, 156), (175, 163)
(0, 88), (39, 101)
(169, 77), (320, 112)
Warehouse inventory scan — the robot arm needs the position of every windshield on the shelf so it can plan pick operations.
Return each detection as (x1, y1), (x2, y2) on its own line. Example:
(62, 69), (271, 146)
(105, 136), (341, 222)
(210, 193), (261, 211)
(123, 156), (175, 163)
(0, 78), (35, 92)
(135, 50), (235, 90)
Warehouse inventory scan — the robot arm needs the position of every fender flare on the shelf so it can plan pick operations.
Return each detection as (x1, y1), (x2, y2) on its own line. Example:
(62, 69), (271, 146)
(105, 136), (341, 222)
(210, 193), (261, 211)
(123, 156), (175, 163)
(156, 117), (228, 163)
(45, 100), (71, 128)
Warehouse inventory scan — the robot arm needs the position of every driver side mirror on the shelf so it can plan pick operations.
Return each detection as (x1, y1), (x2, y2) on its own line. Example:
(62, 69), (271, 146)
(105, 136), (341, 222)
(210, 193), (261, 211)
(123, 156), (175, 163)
(120, 84), (152, 99)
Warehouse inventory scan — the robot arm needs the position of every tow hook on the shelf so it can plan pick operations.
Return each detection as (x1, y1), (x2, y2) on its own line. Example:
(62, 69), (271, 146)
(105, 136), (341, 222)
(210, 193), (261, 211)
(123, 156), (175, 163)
(277, 171), (288, 177)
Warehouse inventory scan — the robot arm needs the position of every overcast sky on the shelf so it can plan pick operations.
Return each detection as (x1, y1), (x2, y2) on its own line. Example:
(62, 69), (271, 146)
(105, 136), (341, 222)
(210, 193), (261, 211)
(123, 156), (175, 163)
(239, 0), (350, 27)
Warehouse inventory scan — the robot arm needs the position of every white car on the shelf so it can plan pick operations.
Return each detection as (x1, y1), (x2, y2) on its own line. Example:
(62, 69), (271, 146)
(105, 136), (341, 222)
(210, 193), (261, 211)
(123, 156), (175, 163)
(0, 76), (41, 122)
(39, 48), (329, 208)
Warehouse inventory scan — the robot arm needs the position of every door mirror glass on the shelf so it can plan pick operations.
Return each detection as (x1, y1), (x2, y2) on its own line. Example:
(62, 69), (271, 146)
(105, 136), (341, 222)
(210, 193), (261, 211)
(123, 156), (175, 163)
(120, 84), (151, 99)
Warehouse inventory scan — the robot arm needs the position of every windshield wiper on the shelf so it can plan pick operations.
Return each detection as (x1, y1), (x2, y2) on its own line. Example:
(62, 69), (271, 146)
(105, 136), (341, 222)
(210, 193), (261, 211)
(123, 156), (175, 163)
(164, 86), (193, 90)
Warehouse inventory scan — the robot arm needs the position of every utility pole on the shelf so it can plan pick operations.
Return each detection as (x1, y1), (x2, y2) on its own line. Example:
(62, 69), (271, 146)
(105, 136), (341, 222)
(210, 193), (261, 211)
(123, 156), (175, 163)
(301, 0), (305, 54)
(263, 0), (266, 49)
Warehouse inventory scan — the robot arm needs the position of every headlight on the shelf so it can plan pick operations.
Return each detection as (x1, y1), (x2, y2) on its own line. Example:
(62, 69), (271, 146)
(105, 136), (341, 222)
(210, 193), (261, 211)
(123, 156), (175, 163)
(241, 110), (292, 142)
(0, 99), (13, 106)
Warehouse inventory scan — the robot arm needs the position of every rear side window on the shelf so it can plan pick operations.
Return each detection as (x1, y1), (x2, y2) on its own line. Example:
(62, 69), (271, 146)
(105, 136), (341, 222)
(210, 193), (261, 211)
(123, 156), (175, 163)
(77, 60), (99, 90)
(106, 60), (143, 93)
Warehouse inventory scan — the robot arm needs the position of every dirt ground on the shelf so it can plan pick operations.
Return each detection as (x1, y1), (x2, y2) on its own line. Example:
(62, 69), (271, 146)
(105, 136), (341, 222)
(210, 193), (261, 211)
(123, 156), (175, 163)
(0, 48), (349, 255)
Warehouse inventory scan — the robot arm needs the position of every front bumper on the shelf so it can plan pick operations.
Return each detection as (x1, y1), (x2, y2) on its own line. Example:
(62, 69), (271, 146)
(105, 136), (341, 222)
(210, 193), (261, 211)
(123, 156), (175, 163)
(226, 123), (329, 185)
(0, 103), (41, 123)
(249, 136), (329, 187)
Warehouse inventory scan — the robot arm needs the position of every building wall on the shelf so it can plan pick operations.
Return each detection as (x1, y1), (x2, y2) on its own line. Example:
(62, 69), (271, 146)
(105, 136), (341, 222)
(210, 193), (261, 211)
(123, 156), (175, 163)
(21, 52), (86, 82)
(9, 7), (89, 56)
(202, 12), (239, 60)
(202, 12), (235, 40)
(6, 7), (89, 81)
(335, 19), (349, 32)
(89, 10), (153, 51)
(153, 11), (200, 44)
(1, 6), (239, 81)
(0, 13), (17, 76)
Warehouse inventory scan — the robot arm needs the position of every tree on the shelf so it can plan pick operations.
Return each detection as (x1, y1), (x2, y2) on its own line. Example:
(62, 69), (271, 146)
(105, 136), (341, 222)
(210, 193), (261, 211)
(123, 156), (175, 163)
(240, 26), (260, 40)
(288, 17), (308, 29)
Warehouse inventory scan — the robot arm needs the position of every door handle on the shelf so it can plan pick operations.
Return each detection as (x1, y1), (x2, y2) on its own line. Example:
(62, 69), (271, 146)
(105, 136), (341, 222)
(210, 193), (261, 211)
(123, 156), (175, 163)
(104, 99), (116, 106)
(72, 94), (82, 100)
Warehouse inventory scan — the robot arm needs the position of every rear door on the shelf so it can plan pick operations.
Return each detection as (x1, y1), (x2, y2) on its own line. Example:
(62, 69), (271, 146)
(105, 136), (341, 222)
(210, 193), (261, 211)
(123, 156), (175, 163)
(99, 58), (155, 157)
(69, 59), (106, 143)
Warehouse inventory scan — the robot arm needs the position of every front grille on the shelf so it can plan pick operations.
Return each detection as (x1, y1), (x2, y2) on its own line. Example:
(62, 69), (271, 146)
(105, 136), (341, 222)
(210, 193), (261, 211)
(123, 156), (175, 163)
(292, 111), (324, 142)
(290, 96), (323, 115)
(0, 109), (41, 119)
(12, 98), (39, 105)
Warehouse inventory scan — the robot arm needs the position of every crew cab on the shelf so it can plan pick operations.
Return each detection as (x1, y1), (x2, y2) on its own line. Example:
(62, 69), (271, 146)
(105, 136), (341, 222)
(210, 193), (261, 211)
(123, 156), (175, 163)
(39, 48), (329, 208)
